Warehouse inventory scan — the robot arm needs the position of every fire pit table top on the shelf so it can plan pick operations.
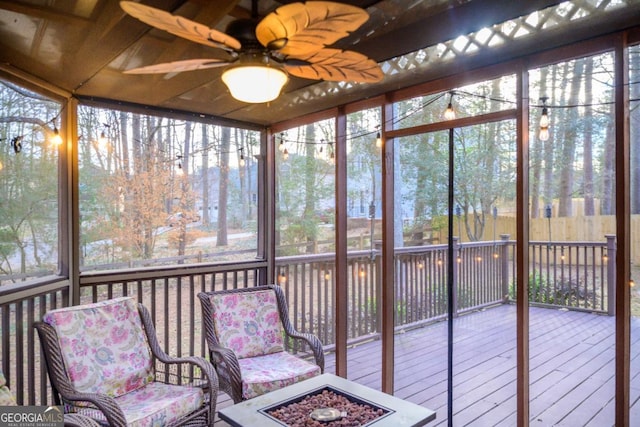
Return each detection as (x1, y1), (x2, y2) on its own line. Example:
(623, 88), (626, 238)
(218, 373), (436, 427)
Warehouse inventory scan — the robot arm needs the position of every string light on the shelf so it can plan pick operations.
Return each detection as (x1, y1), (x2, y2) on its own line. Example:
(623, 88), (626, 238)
(375, 126), (382, 148)
(11, 136), (23, 153)
(98, 131), (107, 147)
(239, 147), (246, 167)
(282, 147), (289, 161)
(539, 97), (550, 141)
(278, 272), (287, 284)
(278, 139), (285, 152)
(444, 92), (456, 120)
(176, 155), (184, 175)
(51, 127), (62, 146)
(97, 125), (110, 149)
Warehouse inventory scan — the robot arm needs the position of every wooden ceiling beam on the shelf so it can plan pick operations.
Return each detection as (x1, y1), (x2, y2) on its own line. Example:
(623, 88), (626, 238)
(356, 0), (568, 62)
(0, 1), (91, 26)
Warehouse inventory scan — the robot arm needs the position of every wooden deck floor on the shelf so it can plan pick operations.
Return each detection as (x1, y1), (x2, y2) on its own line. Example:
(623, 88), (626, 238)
(214, 304), (640, 426)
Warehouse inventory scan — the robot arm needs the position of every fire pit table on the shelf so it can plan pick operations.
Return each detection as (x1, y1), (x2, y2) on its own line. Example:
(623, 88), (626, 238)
(218, 373), (436, 427)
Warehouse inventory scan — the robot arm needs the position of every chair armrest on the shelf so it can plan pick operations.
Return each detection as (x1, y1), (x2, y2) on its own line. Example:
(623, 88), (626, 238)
(64, 414), (102, 427)
(136, 303), (218, 417)
(268, 284), (325, 372)
(208, 344), (243, 402)
(63, 393), (127, 427)
(285, 330), (325, 372)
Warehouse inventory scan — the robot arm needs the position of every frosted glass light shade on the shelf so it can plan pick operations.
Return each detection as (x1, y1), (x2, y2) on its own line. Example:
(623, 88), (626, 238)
(222, 65), (288, 103)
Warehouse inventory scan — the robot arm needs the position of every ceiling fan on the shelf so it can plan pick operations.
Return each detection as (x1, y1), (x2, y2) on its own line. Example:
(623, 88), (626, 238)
(120, 1), (384, 103)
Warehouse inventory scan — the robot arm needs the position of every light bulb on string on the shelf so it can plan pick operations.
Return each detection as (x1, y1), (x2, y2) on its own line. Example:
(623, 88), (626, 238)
(375, 126), (382, 148)
(444, 92), (456, 120)
(176, 155), (184, 176)
(282, 148), (289, 161)
(539, 97), (550, 141)
(98, 130), (108, 149)
(239, 147), (245, 167)
(278, 139), (285, 152)
(51, 127), (62, 146)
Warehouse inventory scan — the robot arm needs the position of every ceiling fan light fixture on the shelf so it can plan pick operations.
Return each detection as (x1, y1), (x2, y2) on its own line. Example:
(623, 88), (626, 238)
(222, 63), (288, 104)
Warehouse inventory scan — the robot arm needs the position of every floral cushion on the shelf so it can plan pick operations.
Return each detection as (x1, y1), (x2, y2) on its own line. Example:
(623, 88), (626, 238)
(70, 382), (204, 427)
(42, 297), (154, 398)
(208, 290), (284, 359)
(0, 370), (16, 406)
(239, 351), (321, 400)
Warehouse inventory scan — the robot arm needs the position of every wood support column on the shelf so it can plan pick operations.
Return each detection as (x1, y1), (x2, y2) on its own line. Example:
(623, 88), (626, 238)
(335, 108), (348, 377)
(614, 32), (630, 427)
(516, 64), (530, 427)
(381, 96), (395, 393)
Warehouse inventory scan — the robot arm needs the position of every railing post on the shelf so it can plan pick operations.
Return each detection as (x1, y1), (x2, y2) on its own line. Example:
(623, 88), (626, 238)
(605, 234), (616, 316)
(501, 234), (511, 302)
(453, 237), (459, 317)
(374, 240), (383, 333)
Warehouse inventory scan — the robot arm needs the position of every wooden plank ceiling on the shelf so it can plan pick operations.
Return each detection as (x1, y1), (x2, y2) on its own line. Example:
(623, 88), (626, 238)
(0, 0), (638, 127)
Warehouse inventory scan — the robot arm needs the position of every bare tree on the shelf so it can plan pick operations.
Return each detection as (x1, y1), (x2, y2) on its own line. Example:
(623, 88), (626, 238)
(217, 126), (230, 246)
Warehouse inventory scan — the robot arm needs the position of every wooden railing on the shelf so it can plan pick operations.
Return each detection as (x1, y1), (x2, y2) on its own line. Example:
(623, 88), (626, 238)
(0, 237), (614, 406)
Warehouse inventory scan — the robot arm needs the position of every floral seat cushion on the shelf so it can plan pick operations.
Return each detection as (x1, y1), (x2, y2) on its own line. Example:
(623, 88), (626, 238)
(0, 370), (16, 406)
(208, 290), (284, 358)
(42, 297), (154, 397)
(72, 382), (204, 427)
(239, 352), (321, 400)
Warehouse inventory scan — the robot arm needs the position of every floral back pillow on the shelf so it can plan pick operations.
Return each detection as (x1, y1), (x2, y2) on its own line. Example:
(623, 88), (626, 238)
(208, 290), (284, 359)
(43, 297), (154, 397)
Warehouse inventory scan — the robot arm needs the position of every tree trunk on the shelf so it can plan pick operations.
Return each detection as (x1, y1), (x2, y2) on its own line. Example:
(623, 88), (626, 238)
(217, 126), (230, 246)
(177, 121), (192, 258)
(601, 103), (615, 215)
(530, 68), (549, 218)
(583, 57), (595, 216)
(237, 128), (247, 227)
(543, 65), (558, 210)
(304, 123), (316, 253)
(202, 124), (210, 226)
(557, 58), (585, 217)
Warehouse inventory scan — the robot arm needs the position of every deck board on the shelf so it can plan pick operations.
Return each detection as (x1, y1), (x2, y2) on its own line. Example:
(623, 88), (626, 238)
(214, 304), (640, 426)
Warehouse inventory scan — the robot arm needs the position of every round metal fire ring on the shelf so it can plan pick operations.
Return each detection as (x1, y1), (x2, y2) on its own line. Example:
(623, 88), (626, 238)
(310, 408), (344, 422)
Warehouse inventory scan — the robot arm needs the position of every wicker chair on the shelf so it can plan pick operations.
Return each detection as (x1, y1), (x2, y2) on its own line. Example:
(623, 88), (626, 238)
(34, 297), (218, 427)
(198, 285), (324, 403)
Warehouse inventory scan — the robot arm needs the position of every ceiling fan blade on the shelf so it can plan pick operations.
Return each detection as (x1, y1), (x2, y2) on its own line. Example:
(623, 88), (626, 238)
(123, 59), (231, 74)
(120, 1), (241, 51)
(256, 1), (369, 56)
(284, 48), (383, 83)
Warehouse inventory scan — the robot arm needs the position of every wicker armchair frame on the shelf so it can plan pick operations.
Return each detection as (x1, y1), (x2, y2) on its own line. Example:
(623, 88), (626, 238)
(34, 302), (218, 427)
(197, 284), (325, 403)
